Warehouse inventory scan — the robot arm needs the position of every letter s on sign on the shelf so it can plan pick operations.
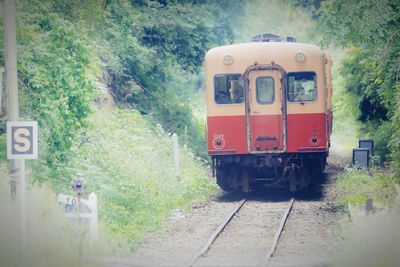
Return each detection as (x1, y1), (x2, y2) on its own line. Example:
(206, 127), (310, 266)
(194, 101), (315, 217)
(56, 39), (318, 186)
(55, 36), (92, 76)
(14, 128), (31, 153)
(7, 121), (38, 159)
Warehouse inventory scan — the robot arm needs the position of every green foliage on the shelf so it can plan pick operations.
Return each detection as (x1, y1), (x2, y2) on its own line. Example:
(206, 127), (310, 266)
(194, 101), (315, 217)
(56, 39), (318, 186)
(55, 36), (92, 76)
(319, 0), (399, 50)
(13, 2), (95, 166)
(28, 107), (216, 247)
(51, 0), (103, 24)
(336, 168), (395, 208)
(0, 0), (239, 250)
(0, 168), (112, 267)
(94, 0), (247, 158)
(339, 48), (388, 123)
(50, 108), (215, 247)
(0, 135), (6, 163)
(139, 4), (213, 72)
(367, 121), (394, 164)
(1, 0), (343, 251)
(318, 0), (400, 176)
(389, 86), (400, 182)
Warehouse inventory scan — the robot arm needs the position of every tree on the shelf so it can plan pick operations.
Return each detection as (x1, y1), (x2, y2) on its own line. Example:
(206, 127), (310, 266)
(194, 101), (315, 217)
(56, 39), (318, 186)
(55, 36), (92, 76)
(318, 0), (400, 173)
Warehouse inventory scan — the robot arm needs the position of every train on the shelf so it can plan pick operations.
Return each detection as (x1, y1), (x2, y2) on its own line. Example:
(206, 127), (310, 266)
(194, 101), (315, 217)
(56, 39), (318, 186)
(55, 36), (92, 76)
(204, 33), (332, 192)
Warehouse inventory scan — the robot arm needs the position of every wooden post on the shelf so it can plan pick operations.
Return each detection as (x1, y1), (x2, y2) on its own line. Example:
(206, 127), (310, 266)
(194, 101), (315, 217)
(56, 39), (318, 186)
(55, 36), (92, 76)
(365, 198), (373, 213)
(88, 193), (98, 241)
(171, 133), (180, 178)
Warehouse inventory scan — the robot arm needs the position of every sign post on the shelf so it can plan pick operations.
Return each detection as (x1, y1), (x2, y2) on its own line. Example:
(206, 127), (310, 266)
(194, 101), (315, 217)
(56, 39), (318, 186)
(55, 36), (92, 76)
(4, 0), (21, 200)
(70, 174), (89, 263)
(6, 121), (38, 254)
(4, 0), (32, 254)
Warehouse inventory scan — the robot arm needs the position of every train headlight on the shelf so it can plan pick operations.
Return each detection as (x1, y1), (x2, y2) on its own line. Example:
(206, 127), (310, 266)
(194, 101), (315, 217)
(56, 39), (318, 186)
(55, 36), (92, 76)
(295, 52), (306, 63)
(308, 136), (320, 146)
(212, 134), (226, 150)
(224, 54), (234, 65)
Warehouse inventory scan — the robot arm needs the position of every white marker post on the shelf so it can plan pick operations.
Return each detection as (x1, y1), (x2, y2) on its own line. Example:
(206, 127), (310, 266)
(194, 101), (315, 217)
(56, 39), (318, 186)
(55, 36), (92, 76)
(88, 193), (98, 241)
(58, 192), (99, 242)
(171, 133), (180, 178)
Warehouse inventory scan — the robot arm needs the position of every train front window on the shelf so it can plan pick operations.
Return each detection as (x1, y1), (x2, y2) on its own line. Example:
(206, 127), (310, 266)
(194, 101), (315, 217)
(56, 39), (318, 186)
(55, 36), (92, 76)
(214, 74), (244, 104)
(256, 76), (274, 104)
(287, 72), (317, 102)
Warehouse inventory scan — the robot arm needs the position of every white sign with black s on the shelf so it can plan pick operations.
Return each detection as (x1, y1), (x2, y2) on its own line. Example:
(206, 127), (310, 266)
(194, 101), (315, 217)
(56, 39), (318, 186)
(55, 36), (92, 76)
(7, 121), (38, 159)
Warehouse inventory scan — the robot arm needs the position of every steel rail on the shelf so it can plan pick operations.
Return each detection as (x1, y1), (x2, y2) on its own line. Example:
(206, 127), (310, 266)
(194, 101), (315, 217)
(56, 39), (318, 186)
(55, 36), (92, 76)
(265, 197), (295, 266)
(189, 198), (247, 267)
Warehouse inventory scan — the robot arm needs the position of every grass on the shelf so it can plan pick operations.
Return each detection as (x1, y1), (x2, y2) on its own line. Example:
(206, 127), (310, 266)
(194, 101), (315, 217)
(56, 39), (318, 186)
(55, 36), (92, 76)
(0, 104), (216, 265)
(323, 30), (400, 267)
(41, 106), (216, 250)
(336, 168), (396, 209)
(0, 166), (97, 267)
(0, 134), (6, 163)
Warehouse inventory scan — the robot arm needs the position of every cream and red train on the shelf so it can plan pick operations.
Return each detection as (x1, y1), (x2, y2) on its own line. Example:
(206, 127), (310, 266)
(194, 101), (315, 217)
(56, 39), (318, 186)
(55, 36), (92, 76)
(204, 33), (332, 192)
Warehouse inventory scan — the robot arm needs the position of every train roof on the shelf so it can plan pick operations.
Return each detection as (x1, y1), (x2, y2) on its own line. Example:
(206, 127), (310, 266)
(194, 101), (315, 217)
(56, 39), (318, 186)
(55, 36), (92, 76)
(205, 42), (325, 63)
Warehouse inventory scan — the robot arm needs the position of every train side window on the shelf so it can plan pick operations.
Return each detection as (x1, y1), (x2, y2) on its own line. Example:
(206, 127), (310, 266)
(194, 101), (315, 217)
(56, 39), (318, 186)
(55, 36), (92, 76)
(256, 76), (274, 104)
(287, 72), (317, 102)
(214, 74), (244, 104)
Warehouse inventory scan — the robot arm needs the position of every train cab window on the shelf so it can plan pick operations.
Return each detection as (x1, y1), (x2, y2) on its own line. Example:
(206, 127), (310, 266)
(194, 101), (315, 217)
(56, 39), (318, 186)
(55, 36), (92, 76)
(256, 77), (274, 104)
(214, 74), (244, 104)
(287, 72), (317, 102)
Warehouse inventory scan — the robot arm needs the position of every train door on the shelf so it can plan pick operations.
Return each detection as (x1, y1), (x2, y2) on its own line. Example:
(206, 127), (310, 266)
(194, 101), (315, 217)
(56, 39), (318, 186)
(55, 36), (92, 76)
(247, 70), (285, 153)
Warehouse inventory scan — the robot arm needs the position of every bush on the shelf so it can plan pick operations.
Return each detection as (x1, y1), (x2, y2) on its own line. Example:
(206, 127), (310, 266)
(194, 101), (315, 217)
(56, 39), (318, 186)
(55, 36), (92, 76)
(336, 168), (396, 209)
(39, 108), (216, 248)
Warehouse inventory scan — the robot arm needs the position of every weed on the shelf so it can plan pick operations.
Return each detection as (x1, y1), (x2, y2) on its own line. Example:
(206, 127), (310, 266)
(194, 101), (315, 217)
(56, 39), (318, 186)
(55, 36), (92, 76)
(336, 168), (396, 209)
(0, 169), (96, 267)
(30, 107), (216, 250)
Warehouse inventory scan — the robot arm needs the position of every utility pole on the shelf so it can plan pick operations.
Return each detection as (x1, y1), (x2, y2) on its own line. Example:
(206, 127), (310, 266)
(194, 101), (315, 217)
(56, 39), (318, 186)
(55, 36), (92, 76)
(0, 67), (4, 116)
(4, 0), (27, 252)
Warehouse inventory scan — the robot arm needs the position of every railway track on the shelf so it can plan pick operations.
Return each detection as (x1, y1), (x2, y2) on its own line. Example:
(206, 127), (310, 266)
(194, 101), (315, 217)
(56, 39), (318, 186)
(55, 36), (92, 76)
(189, 196), (295, 267)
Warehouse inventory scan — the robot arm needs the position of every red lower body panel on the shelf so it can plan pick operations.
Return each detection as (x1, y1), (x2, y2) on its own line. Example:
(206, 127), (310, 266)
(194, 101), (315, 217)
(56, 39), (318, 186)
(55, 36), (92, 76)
(207, 113), (328, 155)
(207, 115), (247, 154)
(250, 115), (283, 151)
(286, 113), (327, 152)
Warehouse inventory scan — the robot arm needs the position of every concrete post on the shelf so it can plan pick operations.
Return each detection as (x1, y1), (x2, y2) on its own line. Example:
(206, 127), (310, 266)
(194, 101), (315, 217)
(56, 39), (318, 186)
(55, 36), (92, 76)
(88, 193), (98, 241)
(171, 133), (180, 177)
(0, 67), (4, 116)
(4, 0), (27, 252)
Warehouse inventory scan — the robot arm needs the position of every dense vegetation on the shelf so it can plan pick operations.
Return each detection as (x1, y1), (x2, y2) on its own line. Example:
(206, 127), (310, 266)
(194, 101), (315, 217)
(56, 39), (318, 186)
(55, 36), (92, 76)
(0, 0), (246, 251)
(0, 0), (246, 168)
(320, 1), (400, 172)
(1, 0), (397, 260)
(296, 0), (400, 178)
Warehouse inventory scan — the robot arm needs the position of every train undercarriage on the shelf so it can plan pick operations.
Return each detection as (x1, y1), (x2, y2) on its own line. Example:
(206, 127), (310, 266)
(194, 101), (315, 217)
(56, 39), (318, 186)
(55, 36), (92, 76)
(212, 152), (327, 192)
